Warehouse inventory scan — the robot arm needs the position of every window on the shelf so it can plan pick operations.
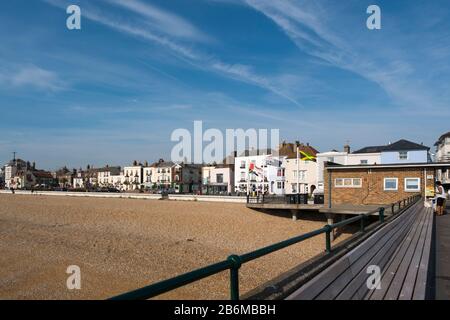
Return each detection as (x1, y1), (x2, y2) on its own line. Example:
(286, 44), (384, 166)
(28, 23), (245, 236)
(405, 178), (420, 192)
(299, 171), (306, 180)
(399, 151), (408, 160)
(216, 174), (224, 183)
(353, 178), (362, 187)
(335, 178), (362, 188)
(327, 157), (335, 163)
(291, 184), (297, 193)
(360, 160), (368, 164)
(277, 181), (282, 189)
(384, 178), (398, 191)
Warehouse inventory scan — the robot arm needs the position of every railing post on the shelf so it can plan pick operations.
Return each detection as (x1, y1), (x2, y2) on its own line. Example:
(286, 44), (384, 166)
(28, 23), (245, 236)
(360, 215), (365, 232)
(325, 225), (332, 253)
(379, 207), (385, 223)
(227, 255), (242, 300)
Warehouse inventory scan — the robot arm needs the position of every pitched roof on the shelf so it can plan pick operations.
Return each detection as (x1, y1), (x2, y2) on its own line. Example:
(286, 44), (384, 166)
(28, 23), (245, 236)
(32, 170), (54, 179)
(353, 139), (429, 154)
(280, 143), (319, 159)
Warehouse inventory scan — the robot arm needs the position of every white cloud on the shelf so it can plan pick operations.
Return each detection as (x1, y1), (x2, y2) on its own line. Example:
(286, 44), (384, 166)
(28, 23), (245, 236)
(5, 65), (65, 92)
(42, 0), (302, 106)
(105, 0), (211, 43)
(243, 0), (444, 110)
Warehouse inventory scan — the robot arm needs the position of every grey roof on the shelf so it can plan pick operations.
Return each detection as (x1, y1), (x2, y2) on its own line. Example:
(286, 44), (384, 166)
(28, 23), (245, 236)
(327, 162), (450, 170)
(353, 139), (429, 154)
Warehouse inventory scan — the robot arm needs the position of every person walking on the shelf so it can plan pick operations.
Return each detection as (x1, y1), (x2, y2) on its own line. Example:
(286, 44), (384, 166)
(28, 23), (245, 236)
(436, 181), (446, 216)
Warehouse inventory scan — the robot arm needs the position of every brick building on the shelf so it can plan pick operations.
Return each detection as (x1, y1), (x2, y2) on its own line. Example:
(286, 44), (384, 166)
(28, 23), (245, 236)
(324, 162), (450, 207)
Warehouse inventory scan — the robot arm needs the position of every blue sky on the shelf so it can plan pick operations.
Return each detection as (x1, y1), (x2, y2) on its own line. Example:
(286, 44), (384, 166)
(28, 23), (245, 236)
(1, 0), (449, 169)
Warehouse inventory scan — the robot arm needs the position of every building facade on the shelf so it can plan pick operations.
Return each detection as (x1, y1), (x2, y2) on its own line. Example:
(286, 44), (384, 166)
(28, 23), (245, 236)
(234, 149), (285, 195)
(435, 132), (450, 185)
(323, 163), (450, 207)
(202, 165), (234, 195)
(283, 159), (318, 194)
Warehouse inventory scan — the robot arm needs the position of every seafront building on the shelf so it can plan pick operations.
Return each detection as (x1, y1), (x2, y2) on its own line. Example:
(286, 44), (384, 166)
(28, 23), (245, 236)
(202, 164), (234, 195)
(123, 162), (144, 191)
(4, 158), (56, 189)
(147, 159), (202, 193)
(435, 132), (450, 186)
(324, 162), (450, 207)
(279, 142), (319, 195)
(234, 149), (286, 195)
(316, 139), (431, 193)
(1, 136), (445, 195)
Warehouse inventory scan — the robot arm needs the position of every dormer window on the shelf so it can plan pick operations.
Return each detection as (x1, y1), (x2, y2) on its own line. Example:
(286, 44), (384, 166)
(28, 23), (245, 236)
(399, 151), (408, 160)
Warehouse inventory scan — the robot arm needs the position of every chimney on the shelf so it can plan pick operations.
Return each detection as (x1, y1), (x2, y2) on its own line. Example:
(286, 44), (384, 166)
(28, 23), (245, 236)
(344, 144), (351, 154)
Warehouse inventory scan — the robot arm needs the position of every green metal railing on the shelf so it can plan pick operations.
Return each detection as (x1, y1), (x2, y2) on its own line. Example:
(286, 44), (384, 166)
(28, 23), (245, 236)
(109, 195), (421, 300)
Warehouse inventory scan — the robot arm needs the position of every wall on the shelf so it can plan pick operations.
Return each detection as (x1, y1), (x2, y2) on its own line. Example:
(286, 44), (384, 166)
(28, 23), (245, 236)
(380, 150), (428, 164)
(324, 167), (432, 206)
(346, 153), (381, 165)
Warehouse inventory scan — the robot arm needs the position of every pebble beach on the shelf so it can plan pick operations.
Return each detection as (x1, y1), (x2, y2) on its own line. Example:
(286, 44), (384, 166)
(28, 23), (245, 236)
(0, 194), (352, 299)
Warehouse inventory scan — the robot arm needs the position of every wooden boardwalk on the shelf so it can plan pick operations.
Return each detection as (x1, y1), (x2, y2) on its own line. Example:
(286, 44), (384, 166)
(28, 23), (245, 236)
(286, 201), (434, 300)
(434, 205), (450, 300)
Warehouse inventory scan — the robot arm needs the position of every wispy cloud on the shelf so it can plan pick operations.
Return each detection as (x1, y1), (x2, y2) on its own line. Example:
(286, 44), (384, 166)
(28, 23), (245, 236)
(105, 0), (211, 43)
(243, 0), (444, 110)
(42, 0), (302, 106)
(1, 65), (65, 92)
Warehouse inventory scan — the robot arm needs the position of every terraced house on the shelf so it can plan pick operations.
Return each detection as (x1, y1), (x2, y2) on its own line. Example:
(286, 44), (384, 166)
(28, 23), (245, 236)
(149, 159), (202, 193)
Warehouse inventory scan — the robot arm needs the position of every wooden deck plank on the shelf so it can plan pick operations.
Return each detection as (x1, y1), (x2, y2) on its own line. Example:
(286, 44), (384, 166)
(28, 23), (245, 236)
(399, 208), (432, 300)
(367, 204), (427, 300)
(383, 207), (428, 300)
(287, 201), (421, 300)
(412, 207), (434, 300)
(336, 205), (419, 300)
(331, 205), (419, 300)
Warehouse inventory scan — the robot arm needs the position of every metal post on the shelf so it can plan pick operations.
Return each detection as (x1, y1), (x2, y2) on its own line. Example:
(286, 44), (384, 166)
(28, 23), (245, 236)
(325, 225), (332, 253)
(379, 207), (385, 223)
(360, 215), (365, 232)
(227, 255), (242, 300)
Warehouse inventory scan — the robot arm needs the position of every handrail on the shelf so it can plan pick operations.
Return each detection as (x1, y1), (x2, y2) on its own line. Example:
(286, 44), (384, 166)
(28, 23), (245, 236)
(109, 194), (421, 300)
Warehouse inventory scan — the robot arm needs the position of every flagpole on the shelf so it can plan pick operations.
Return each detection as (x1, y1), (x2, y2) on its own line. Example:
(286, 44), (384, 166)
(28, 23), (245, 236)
(297, 146), (300, 194)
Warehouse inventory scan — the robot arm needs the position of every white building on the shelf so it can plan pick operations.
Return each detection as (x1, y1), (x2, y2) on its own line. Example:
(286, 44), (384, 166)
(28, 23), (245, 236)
(234, 150), (285, 195)
(435, 132), (450, 185)
(316, 145), (381, 192)
(202, 165), (234, 195)
(4, 159), (27, 189)
(283, 159), (318, 194)
(98, 166), (121, 187)
(123, 163), (144, 191)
